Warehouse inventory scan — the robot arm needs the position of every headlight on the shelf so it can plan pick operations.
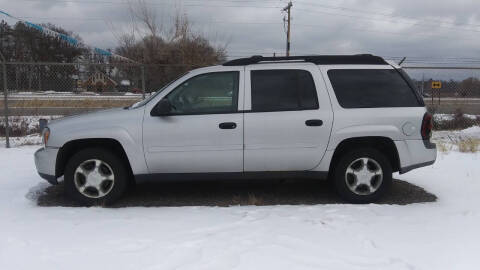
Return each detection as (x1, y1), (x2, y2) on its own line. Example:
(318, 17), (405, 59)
(42, 127), (50, 147)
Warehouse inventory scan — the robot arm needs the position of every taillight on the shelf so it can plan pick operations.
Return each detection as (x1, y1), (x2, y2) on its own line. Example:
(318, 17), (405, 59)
(421, 112), (433, 140)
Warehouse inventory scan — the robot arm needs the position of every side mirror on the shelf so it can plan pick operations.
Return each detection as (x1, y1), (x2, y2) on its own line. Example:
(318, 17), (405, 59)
(151, 99), (173, 116)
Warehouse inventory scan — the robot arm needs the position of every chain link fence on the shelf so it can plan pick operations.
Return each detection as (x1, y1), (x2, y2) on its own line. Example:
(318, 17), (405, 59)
(2, 62), (480, 147)
(0, 63), (199, 111)
(1, 62), (143, 116)
(403, 67), (480, 130)
(0, 62), (196, 145)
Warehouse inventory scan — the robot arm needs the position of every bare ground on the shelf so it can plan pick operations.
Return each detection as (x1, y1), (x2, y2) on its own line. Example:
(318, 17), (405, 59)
(33, 178), (437, 208)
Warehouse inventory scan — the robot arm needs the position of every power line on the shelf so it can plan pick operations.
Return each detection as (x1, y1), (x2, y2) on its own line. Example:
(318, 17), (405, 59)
(10, 0), (480, 34)
(295, 0), (480, 29)
(15, 13), (480, 36)
(12, 16), (479, 42)
(14, 0), (480, 31)
(294, 8), (480, 34)
(17, 0), (284, 3)
(15, 0), (284, 8)
(15, 0), (480, 33)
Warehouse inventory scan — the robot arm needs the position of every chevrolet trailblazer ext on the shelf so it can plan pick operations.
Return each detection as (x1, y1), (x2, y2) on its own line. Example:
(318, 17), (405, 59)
(35, 55), (436, 205)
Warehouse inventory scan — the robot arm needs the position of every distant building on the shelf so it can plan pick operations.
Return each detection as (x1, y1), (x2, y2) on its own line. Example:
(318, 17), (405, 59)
(83, 72), (118, 92)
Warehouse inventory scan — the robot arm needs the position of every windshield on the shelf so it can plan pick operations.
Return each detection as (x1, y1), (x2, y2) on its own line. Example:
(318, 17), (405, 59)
(129, 72), (189, 109)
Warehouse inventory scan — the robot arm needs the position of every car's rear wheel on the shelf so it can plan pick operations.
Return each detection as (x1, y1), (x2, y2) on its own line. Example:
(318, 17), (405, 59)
(333, 148), (392, 203)
(64, 148), (128, 206)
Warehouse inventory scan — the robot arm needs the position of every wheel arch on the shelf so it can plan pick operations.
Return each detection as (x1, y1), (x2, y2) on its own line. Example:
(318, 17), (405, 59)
(56, 138), (134, 180)
(328, 136), (401, 177)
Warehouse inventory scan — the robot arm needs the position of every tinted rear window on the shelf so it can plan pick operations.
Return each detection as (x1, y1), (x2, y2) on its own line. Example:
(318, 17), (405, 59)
(251, 69), (319, 112)
(327, 69), (422, 108)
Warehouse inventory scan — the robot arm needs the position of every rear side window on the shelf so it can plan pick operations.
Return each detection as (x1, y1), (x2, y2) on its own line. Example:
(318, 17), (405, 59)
(251, 69), (319, 112)
(327, 69), (422, 108)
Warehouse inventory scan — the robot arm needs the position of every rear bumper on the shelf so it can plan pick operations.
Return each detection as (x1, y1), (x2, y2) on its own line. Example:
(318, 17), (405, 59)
(396, 139), (437, 174)
(400, 160), (436, 174)
(34, 147), (59, 184)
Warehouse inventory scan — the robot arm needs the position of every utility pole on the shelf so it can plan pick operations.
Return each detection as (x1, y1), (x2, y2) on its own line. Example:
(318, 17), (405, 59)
(283, 1), (293, 57)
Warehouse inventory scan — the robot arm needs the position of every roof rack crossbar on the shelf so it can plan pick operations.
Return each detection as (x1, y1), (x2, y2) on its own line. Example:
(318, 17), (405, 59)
(223, 54), (388, 66)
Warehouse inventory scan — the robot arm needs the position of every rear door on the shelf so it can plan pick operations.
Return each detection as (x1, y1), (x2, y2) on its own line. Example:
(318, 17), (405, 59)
(243, 63), (333, 172)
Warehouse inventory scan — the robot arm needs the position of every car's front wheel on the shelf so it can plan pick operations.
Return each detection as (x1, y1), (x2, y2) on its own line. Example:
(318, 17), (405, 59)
(333, 148), (392, 203)
(64, 148), (129, 206)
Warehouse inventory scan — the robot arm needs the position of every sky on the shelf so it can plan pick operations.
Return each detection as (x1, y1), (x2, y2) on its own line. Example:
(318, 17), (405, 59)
(1, 0), (480, 65)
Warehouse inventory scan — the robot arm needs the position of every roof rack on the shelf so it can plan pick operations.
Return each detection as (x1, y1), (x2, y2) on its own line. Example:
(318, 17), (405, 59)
(223, 54), (388, 66)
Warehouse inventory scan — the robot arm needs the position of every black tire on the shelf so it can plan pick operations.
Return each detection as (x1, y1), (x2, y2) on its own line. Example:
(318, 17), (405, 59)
(333, 148), (392, 204)
(64, 148), (129, 206)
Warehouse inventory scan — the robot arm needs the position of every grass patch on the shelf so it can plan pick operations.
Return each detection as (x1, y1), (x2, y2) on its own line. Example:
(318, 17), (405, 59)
(458, 139), (480, 153)
(231, 193), (265, 206)
(436, 142), (451, 153)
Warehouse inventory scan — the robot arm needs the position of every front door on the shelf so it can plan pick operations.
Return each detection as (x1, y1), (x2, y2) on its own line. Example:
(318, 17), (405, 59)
(243, 64), (333, 171)
(143, 69), (244, 173)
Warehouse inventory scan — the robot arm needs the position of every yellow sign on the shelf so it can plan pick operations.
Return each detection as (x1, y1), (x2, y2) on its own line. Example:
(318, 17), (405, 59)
(432, 81), (442, 89)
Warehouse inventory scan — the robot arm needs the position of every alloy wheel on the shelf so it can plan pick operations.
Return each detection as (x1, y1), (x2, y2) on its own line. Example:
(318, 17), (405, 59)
(345, 157), (383, 196)
(74, 159), (115, 198)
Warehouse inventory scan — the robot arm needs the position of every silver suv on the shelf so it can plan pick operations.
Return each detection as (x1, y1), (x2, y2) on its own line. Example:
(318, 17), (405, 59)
(34, 55), (436, 205)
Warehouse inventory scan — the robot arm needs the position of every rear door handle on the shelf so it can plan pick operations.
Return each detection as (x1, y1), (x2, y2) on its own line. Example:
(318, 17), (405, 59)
(219, 122), (237, 129)
(305, 119), (323, 127)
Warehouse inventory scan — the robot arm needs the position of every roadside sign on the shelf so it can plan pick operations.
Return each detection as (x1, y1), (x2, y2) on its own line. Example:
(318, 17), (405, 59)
(432, 81), (442, 89)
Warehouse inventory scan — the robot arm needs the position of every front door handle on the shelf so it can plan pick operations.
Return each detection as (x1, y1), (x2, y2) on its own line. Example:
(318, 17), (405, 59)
(219, 122), (237, 129)
(305, 119), (323, 127)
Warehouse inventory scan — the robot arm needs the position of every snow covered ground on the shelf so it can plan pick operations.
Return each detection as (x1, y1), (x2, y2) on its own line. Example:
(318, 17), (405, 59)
(0, 145), (479, 269)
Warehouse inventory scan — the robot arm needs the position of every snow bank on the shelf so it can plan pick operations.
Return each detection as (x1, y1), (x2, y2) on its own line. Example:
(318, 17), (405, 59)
(462, 125), (480, 135)
(0, 146), (479, 269)
(432, 125), (480, 148)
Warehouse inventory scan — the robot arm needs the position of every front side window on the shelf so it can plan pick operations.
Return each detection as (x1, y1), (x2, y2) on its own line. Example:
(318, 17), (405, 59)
(250, 69), (319, 112)
(327, 69), (423, 108)
(165, 71), (239, 115)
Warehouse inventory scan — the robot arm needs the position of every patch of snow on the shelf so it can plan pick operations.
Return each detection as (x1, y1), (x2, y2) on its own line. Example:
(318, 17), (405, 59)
(120, 80), (131, 86)
(434, 113), (479, 122)
(434, 113), (454, 121)
(0, 134), (42, 147)
(464, 114), (479, 120)
(1, 115), (63, 136)
(461, 125), (480, 135)
(0, 144), (479, 269)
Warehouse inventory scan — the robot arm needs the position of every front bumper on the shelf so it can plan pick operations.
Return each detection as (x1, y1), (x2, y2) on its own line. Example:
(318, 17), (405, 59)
(396, 139), (437, 174)
(34, 147), (59, 184)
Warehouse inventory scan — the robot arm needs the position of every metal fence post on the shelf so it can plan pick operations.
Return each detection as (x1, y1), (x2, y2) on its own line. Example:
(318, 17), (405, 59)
(1, 53), (10, 148)
(141, 65), (146, 99)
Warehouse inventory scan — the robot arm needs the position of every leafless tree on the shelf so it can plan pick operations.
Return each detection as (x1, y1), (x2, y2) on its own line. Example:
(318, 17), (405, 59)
(112, 0), (227, 90)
